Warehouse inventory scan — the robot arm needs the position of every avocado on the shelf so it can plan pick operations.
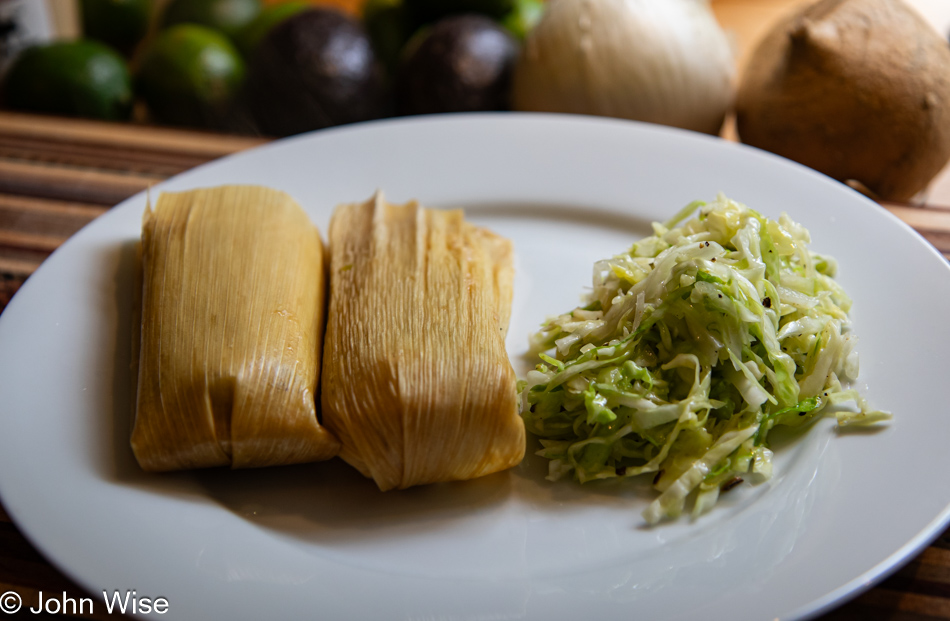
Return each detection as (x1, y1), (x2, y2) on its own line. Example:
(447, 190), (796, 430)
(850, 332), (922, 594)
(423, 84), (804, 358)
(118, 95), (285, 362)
(246, 9), (387, 136)
(397, 14), (517, 115)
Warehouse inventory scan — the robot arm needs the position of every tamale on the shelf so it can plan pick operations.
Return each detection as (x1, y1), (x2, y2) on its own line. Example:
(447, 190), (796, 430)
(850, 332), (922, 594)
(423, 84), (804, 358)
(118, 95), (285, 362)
(132, 185), (340, 472)
(321, 193), (525, 491)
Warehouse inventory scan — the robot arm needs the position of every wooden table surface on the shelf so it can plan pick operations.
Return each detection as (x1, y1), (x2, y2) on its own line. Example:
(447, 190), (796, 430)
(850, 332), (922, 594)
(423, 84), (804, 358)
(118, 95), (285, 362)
(3, 1), (950, 620)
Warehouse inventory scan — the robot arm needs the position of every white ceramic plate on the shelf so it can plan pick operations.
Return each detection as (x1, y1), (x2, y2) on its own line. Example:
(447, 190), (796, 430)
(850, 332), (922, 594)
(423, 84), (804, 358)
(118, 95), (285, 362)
(1, 115), (949, 621)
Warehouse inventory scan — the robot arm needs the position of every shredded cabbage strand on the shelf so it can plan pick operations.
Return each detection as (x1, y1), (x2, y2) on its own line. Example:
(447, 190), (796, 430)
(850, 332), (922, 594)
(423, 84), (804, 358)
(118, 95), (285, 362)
(520, 195), (890, 524)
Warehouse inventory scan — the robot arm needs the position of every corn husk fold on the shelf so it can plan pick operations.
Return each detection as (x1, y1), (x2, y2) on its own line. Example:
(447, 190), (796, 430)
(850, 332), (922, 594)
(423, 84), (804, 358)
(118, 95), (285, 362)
(132, 185), (340, 471)
(321, 193), (525, 491)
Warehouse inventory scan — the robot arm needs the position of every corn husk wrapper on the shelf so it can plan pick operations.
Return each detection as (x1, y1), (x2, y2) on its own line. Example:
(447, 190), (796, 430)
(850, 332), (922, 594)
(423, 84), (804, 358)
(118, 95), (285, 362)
(132, 185), (340, 472)
(321, 193), (525, 491)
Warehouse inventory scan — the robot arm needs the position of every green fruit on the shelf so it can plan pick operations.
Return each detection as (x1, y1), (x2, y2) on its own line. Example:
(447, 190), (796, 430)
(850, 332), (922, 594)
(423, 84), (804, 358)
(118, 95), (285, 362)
(403, 0), (514, 23)
(363, 0), (412, 73)
(500, 0), (542, 40)
(137, 24), (245, 128)
(161, 0), (261, 41)
(234, 1), (308, 58)
(3, 39), (133, 120)
(80, 0), (152, 56)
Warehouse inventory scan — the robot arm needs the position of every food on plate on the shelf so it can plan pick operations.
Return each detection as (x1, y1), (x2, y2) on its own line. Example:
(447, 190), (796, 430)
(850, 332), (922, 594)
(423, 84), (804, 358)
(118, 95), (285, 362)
(736, 0), (950, 202)
(2, 40), (133, 121)
(521, 195), (889, 524)
(136, 24), (246, 129)
(321, 193), (524, 491)
(131, 185), (340, 472)
(512, 0), (735, 135)
(246, 9), (387, 136)
(397, 14), (518, 115)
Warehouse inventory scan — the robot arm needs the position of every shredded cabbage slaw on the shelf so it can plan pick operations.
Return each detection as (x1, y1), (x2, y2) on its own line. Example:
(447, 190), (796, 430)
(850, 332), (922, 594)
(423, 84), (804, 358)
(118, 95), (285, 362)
(520, 195), (889, 524)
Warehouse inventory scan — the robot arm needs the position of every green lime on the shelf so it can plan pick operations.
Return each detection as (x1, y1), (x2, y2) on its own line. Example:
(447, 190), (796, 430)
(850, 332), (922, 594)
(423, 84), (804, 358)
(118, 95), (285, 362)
(136, 24), (245, 127)
(500, 0), (542, 40)
(363, 0), (411, 73)
(3, 39), (132, 120)
(234, 1), (308, 58)
(80, 0), (153, 56)
(161, 0), (262, 42)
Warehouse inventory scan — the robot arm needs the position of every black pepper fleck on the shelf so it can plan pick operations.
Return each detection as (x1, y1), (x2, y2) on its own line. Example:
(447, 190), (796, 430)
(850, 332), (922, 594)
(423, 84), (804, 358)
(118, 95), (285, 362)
(721, 477), (744, 492)
(762, 297), (772, 308)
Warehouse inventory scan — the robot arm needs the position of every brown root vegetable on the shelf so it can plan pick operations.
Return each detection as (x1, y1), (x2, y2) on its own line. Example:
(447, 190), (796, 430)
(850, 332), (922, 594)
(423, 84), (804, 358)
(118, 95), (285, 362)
(736, 0), (950, 201)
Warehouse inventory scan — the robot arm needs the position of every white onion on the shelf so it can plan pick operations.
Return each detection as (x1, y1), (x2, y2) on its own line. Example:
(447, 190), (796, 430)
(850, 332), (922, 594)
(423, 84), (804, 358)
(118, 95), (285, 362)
(512, 0), (735, 135)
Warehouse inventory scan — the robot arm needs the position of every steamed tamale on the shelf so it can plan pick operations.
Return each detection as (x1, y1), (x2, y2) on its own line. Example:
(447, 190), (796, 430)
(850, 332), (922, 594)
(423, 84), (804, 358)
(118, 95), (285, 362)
(132, 185), (340, 472)
(321, 193), (525, 491)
